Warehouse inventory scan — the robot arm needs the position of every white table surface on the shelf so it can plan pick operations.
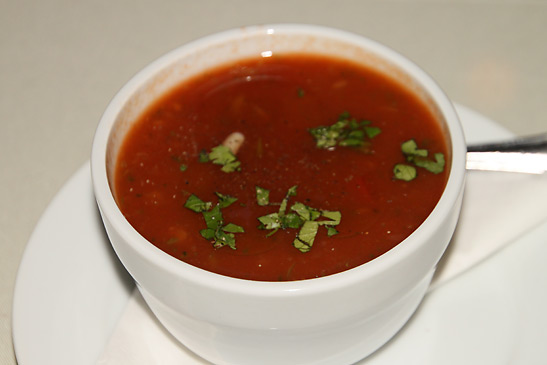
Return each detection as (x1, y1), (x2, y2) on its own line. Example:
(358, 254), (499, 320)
(1, 1), (546, 364)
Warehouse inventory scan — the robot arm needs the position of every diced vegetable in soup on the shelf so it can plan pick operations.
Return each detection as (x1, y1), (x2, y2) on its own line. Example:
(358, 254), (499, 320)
(114, 54), (449, 281)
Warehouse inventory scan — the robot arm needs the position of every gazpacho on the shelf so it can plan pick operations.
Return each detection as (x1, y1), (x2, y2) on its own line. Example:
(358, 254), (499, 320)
(113, 53), (449, 281)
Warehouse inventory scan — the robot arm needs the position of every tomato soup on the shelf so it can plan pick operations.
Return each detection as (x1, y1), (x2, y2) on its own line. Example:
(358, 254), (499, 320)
(114, 54), (449, 281)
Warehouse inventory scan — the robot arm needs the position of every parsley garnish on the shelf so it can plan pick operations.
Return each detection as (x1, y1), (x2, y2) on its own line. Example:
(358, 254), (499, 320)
(256, 185), (341, 253)
(199, 144), (241, 172)
(394, 139), (446, 181)
(184, 193), (244, 249)
(308, 112), (381, 149)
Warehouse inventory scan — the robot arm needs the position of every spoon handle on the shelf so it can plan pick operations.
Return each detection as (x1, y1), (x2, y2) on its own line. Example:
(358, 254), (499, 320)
(467, 132), (547, 153)
(466, 133), (547, 174)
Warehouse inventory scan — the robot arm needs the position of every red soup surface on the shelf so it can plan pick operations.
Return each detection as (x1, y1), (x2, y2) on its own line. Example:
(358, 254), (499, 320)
(114, 54), (450, 281)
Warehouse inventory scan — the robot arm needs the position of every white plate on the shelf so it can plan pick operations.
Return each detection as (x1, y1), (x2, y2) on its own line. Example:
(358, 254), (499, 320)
(12, 104), (547, 365)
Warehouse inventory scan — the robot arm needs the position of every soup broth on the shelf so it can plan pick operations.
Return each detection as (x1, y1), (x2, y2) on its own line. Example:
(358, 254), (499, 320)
(114, 54), (449, 281)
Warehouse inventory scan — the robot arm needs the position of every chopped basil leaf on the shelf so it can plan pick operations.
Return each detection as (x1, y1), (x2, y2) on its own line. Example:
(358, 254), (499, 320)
(339, 136), (364, 147)
(202, 204), (222, 230)
(179, 164), (188, 172)
(203, 144), (241, 173)
(213, 230), (236, 249)
(312, 211), (322, 221)
(222, 223), (245, 233)
(215, 192), (238, 208)
(309, 125), (341, 149)
(347, 130), (365, 139)
(364, 126), (381, 139)
(318, 210), (342, 225)
(221, 161), (241, 173)
(255, 186), (270, 206)
(293, 221), (319, 253)
(297, 88), (305, 98)
(256, 185), (341, 253)
(200, 228), (216, 240)
(414, 153), (445, 174)
(287, 185), (298, 196)
(257, 212), (282, 230)
(393, 164), (417, 181)
(291, 203), (323, 222)
(184, 194), (212, 213)
(208, 145), (231, 162)
(309, 112), (381, 150)
(395, 139), (446, 180)
(283, 213), (304, 229)
(401, 139), (428, 157)
(278, 185), (298, 217)
(290, 202), (315, 220)
(326, 226), (339, 237)
(185, 192), (244, 249)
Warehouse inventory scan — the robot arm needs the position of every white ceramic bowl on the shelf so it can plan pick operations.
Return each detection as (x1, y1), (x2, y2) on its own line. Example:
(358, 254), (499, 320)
(91, 24), (466, 365)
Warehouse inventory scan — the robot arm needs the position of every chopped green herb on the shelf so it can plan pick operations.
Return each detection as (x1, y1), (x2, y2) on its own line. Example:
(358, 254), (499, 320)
(202, 204), (223, 230)
(184, 194), (212, 213)
(291, 202), (320, 221)
(338, 128), (365, 147)
(282, 213), (304, 229)
(287, 185), (298, 196)
(401, 139), (428, 157)
(364, 126), (382, 139)
(394, 139), (446, 181)
(393, 164), (417, 181)
(326, 226), (339, 237)
(199, 144), (241, 172)
(200, 227), (216, 240)
(297, 88), (305, 98)
(256, 185), (341, 253)
(414, 152), (445, 174)
(215, 230), (237, 249)
(308, 123), (343, 149)
(189, 184), (342, 253)
(257, 212), (282, 231)
(215, 192), (238, 208)
(309, 112), (381, 150)
(278, 185), (298, 218)
(255, 186), (270, 206)
(293, 221), (319, 253)
(318, 210), (342, 226)
(179, 164), (188, 172)
(208, 145), (241, 172)
(222, 223), (245, 233)
(184, 192), (244, 249)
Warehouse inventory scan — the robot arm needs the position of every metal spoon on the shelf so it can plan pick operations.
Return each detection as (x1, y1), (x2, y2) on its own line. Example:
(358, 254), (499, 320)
(466, 133), (547, 174)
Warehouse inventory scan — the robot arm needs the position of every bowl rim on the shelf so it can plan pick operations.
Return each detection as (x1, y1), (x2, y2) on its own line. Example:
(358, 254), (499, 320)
(91, 23), (466, 297)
